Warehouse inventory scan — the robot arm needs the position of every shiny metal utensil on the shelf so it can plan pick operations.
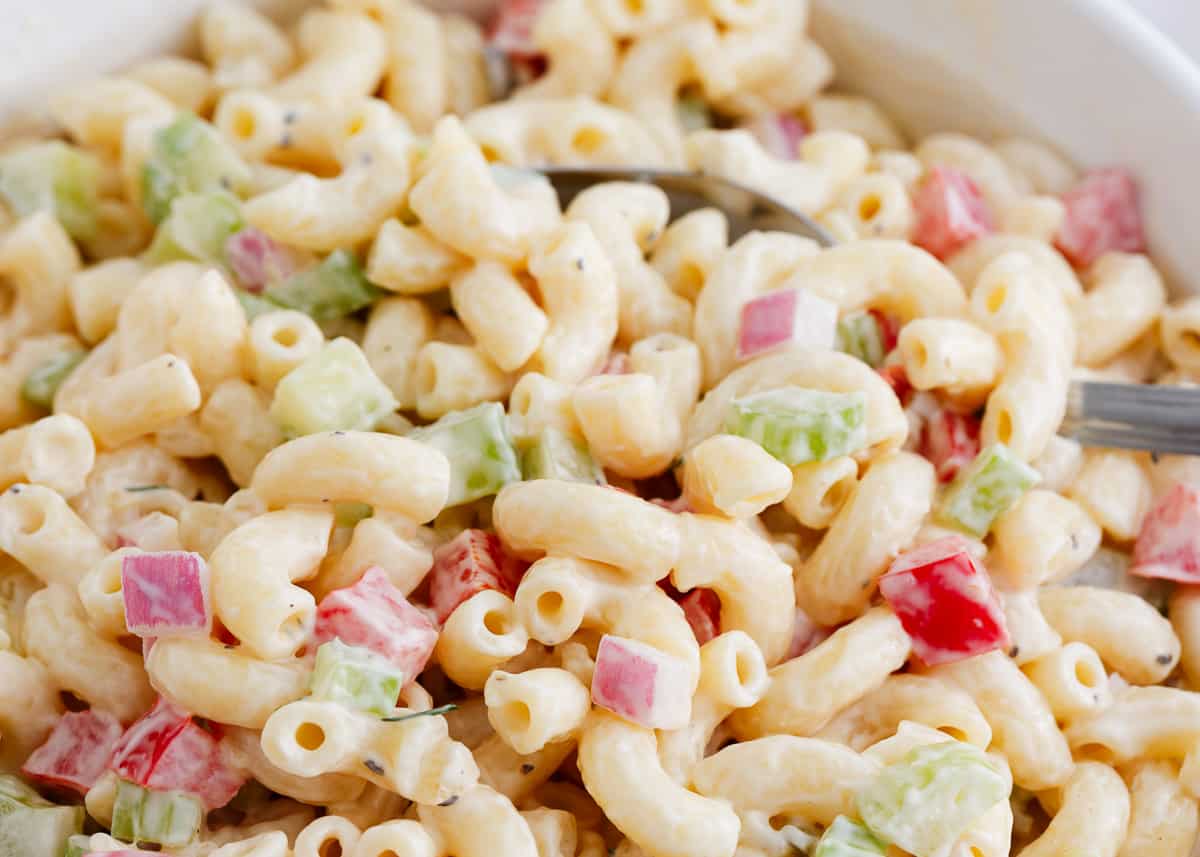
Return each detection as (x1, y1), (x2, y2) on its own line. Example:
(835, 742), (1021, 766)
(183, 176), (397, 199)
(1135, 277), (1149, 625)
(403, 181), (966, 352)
(539, 166), (1200, 456)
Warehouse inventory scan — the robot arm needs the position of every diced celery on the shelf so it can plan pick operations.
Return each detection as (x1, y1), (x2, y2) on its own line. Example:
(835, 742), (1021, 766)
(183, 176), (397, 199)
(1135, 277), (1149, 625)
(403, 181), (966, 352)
(836, 312), (887, 368)
(0, 775), (50, 811)
(936, 443), (1040, 537)
(235, 290), (281, 321)
(520, 428), (604, 484)
(334, 502), (374, 528)
(814, 816), (888, 857)
(20, 350), (86, 410)
(675, 93), (713, 133)
(110, 779), (202, 848)
(0, 804), (83, 857)
(63, 833), (91, 857)
(725, 386), (867, 465)
(264, 250), (381, 322)
(141, 113), (251, 224)
(143, 190), (244, 268)
(310, 639), (405, 715)
(411, 402), (521, 507)
(856, 741), (1009, 857)
(270, 337), (398, 437)
(0, 141), (101, 240)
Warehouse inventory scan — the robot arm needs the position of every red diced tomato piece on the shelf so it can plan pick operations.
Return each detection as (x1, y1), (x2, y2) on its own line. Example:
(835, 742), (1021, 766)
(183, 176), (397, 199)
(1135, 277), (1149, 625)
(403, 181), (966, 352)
(912, 166), (994, 260)
(736, 288), (838, 361)
(591, 634), (692, 730)
(678, 589), (720, 645)
(313, 567), (440, 683)
(921, 409), (982, 483)
(110, 698), (244, 809)
(121, 551), (211, 639)
(1131, 483), (1200, 582)
(21, 709), (124, 795)
(1055, 167), (1146, 268)
(879, 536), (1010, 666)
(429, 530), (527, 624)
(740, 113), (807, 160)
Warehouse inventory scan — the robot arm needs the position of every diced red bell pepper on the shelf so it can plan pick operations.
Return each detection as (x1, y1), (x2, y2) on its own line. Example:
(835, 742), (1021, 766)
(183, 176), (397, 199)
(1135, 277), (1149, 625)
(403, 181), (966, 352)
(313, 566), (440, 684)
(736, 288), (838, 362)
(110, 698), (244, 810)
(21, 709), (124, 795)
(920, 409), (982, 483)
(225, 227), (301, 293)
(591, 634), (692, 730)
(121, 551), (211, 639)
(912, 166), (994, 260)
(678, 588), (720, 645)
(429, 529), (528, 624)
(870, 309), (900, 355)
(878, 536), (1010, 666)
(1055, 167), (1145, 268)
(878, 359), (912, 404)
(740, 113), (807, 160)
(1131, 483), (1200, 582)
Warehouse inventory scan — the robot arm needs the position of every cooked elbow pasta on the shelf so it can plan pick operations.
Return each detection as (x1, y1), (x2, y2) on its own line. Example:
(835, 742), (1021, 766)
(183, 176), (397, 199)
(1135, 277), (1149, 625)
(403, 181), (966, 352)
(0, 4), (1192, 855)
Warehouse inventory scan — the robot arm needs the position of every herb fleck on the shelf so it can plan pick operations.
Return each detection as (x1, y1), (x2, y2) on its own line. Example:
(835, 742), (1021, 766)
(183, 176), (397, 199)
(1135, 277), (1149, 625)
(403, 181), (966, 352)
(437, 795), (459, 807)
(364, 758), (385, 775)
(381, 703), (459, 723)
(126, 484), (169, 493)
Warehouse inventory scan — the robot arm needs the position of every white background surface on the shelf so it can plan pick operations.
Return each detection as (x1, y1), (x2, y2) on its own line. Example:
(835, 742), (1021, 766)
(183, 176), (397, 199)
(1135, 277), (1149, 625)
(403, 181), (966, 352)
(1134, 0), (1200, 62)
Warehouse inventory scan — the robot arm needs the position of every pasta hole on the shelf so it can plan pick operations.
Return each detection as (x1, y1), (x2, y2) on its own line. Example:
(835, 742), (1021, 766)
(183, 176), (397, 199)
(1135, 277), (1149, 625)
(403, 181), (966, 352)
(0, 277), (15, 316)
(483, 609), (511, 636)
(536, 590), (565, 621)
(857, 194), (882, 222)
(10, 497), (47, 536)
(571, 127), (607, 155)
(232, 110), (257, 140)
(937, 726), (969, 742)
(821, 475), (853, 514)
(103, 565), (122, 595)
(416, 357), (438, 398)
(379, 852), (400, 857)
(480, 144), (502, 163)
(970, 849), (985, 857)
(272, 326), (300, 348)
(994, 409), (1013, 445)
(345, 115), (366, 138)
(295, 722), (326, 751)
(676, 263), (704, 298)
(733, 647), (760, 688)
(500, 700), (532, 734)
(624, 0), (645, 13)
(1074, 742), (1115, 764)
(1074, 658), (1102, 688)
(318, 841), (343, 857)
(911, 339), (929, 368)
(1181, 330), (1200, 353)
(985, 285), (1007, 314)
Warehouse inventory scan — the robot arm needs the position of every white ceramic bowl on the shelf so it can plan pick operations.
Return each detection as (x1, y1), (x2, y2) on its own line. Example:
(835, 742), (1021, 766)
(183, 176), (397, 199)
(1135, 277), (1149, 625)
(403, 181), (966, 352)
(3, 0), (1200, 288)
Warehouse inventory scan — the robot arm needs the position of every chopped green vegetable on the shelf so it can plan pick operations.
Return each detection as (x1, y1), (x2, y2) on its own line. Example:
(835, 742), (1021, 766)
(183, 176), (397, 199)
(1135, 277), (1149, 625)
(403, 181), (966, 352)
(856, 741), (1009, 857)
(0, 804), (83, 857)
(725, 386), (868, 465)
(20, 350), (86, 410)
(814, 816), (888, 857)
(381, 703), (458, 723)
(520, 427), (604, 485)
(936, 442), (1040, 537)
(310, 639), (405, 716)
(0, 775), (51, 812)
(264, 250), (381, 322)
(235, 290), (281, 321)
(111, 779), (202, 848)
(141, 113), (251, 224)
(334, 501), (373, 528)
(0, 141), (101, 240)
(62, 833), (91, 857)
(143, 190), (244, 268)
(411, 402), (522, 507)
(836, 312), (888, 368)
(270, 337), (398, 437)
(125, 484), (169, 493)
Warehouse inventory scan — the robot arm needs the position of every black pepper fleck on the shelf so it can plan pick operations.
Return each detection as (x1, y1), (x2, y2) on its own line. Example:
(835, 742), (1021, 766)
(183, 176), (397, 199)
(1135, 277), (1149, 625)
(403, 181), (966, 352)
(279, 133), (293, 149)
(1008, 645), (1020, 658)
(1156, 653), (1175, 665)
(1070, 533), (1080, 550)
(364, 759), (385, 775)
(574, 258), (584, 271)
(284, 110), (298, 125)
(333, 431), (345, 436)
(219, 176), (232, 190)
(520, 763), (534, 774)
(437, 795), (459, 807)
(1151, 451), (1161, 464)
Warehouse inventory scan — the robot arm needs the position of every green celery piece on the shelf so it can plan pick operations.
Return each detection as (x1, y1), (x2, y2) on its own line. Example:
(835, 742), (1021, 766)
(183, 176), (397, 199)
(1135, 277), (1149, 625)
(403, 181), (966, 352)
(141, 113), (251, 224)
(836, 312), (887, 369)
(270, 337), (398, 437)
(111, 779), (202, 848)
(936, 442), (1041, 537)
(520, 427), (604, 485)
(264, 250), (381, 322)
(21, 350), (86, 410)
(334, 501), (374, 528)
(235, 290), (281, 321)
(814, 816), (888, 857)
(0, 141), (101, 241)
(62, 833), (91, 857)
(0, 775), (51, 812)
(857, 741), (1009, 857)
(144, 190), (244, 268)
(0, 804), (83, 857)
(310, 639), (405, 715)
(725, 386), (868, 465)
(411, 402), (521, 507)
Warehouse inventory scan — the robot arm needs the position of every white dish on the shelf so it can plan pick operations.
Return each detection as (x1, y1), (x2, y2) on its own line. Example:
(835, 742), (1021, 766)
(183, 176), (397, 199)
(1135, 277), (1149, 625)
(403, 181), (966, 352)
(4, 0), (1200, 288)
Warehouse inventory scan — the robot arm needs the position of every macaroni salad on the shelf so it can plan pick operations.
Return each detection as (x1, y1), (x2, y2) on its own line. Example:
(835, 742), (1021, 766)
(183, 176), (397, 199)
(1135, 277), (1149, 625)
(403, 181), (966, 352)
(2, 1), (1200, 856)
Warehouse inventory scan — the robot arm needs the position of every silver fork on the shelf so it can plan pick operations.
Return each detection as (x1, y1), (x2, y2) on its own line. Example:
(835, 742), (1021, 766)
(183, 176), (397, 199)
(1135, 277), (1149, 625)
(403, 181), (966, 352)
(540, 166), (1200, 457)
